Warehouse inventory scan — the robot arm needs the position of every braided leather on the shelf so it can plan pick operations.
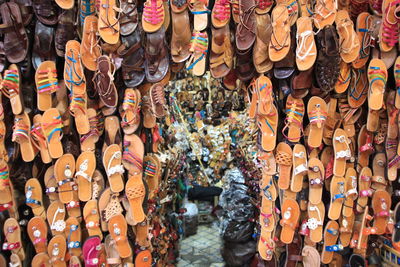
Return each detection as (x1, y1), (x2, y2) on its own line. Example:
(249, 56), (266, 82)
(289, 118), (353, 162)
(104, 195), (123, 222)
(275, 151), (292, 166)
(126, 185), (145, 199)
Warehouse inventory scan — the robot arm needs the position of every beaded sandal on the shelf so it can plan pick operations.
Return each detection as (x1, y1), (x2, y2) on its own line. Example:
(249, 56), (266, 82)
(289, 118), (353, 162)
(54, 154), (76, 204)
(65, 217), (82, 257)
(108, 214), (132, 258)
(25, 178), (45, 218)
(76, 151), (96, 202)
(27, 216), (48, 253)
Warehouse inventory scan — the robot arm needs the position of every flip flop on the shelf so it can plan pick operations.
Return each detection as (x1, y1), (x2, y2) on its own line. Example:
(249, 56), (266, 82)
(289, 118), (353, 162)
(25, 178), (46, 218)
(80, 108), (102, 152)
(188, 0), (209, 31)
(32, 253), (51, 267)
(125, 176), (146, 224)
(47, 200), (66, 236)
(342, 168), (358, 217)
(307, 202), (325, 243)
(308, 157), (325, 205)
(269, 5), (291, 62)
(42, 108), (64, 159)
(48, 235), (66, 267)
(290, 144), (307, 193)
(372, 190), (391, 234)
(254, 75), (274, 116)
(258, 105), (278, 152)
(108, 214), (132, 258)
(84, 199), (103, 240)
(379, 0), (400, 52)
(372, 152), (387, 191)
(121, 88), (141, 135)
(339, 213), (355, 247)
(12, 112), (36, 162)
(35, 61), (59, 111)
(333, 128), (351, 177)
(103, 144), (125, 193)
(258, 230), (275, 261)
(280, 199), (300, 244)
(367, 58), (387, 110)
(352, 12), (372, 69)
(76, 151), (96, 202)
(105, 234), (122, 265)
(98, 0), (120, 44)
(81, 16), (101, 71)
(83, 236), (102, 267)
(186, 30), (208, 76)
(313, 0), (337, 29)
(357, 125), (374, 171)
(307, 96), (327, 148)
(302, 246), (321, 267)
(282, 95), (304, 143)
(28, 216), (48, 253)
(211, 0), (230, 28)
(3, 218), (25, 260)
(135, 249), (152, 267)
(65, 216), (81, 257)
(295, 16), (317, 71)
(44, 166), (59, 202)
(31, 114), (52, 164)
(335, 61), (351, 93)
(335, 10), (360, 63)
(54, 154), (76, 204)
(275, 142), (293, 190)
(142, 0), (165, 33)
(328, 175), (346, 220)
(321, 220), (342, 264)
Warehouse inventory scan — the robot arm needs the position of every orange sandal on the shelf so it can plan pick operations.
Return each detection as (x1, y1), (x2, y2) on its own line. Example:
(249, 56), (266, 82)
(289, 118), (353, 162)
(307, 96), (328, 148)
(42, 108), (64, 159)
(276, 142), (293, 190)
(279, 199), (300, 244)
(307, 202), (325, 243)
(31, 114), (52, 164)
(108, 214), (132, 258)
(308, 157), (325, 205)
(27, 216), (48, 253)
(76, 151), (96, 202)
(328, 175), (346, 220)
(84, 199), (103, 240)
(121, 88), (141, 134)
(1, 64), (23, 115)
(35, 61), (59, 111)
(372, 190), (391, 234)
(291, 144), (307, 192)
(54, 154), (76, 204)
(12, 112), (36, 162)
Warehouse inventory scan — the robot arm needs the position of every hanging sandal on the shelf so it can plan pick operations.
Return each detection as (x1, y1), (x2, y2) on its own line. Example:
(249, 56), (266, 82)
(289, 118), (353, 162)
(81, 15), (101, 71)
(83, 236), (102, 267)
(352, 12), (372, 69)
(210, 25), (233, 78)
(123, 134), (144, 175)
(357, 125), (374, 171)
(108, 214), (132, 258)
(98, 0), (120, 44)
(282, 95), (304, 142)
(84, 199), (103, 240)
(48, 235), (66, 267)
(3, 218), (25, 260)
(1, 64), (23, 115)
(46, 201), (66, 236)
(357, 207), (375, 250)
(120, 88), (141, 135)
(76, 151), (96, 202)
(25, 178), (45, 218)
(103, 144), (125, 193)
(372, 190), (391, 234)
(367, 58), (387, 110)
(313, 0), (337, 29)
(186, 31), (208, 76)
(291, 144), (307, 192)
(93, 55), (118, 108)
(308, 158), (324, 205)
(27, 216), (48, 254)
(339, 214), (355, 247)
(65, 217), (82, 257)
(280, 199), (300, 244)
(333, 128), (351, 177)
(35, 61), (59, 111)
(42, 108), (63, 159)
(342, 168), (358, 217)
(307, 96), (327, 148)
(335, 61), (351, 93)
(31, 116), (52, 165)
(387, 138), (400, 181)
(379, 0), (400, 52)
(372, 152), (387, 191)
(119, 0), (138, 36)
(295, 16), (317, 71)
(321, 221), (342, 264)
(189, 0), (209, 31)
(211, 0), (231, 28)
(348, 67), (368, 108)
(142, 0), (164, 33)
(395, 56), (400, 108)
(356, 167), (372, 213)
(276, 142), (292, 189)
(269, 5), (291, 62)
(307, 202), (325, 243)
(12, 112), (35, 162)
(54, 154), (76, 204)
(335, 10), (360, 63)
(125, 176), (146, 224)
(257, 105), (278, 152)
(81, 108), (103, 152)
(328, 176), (346, 220)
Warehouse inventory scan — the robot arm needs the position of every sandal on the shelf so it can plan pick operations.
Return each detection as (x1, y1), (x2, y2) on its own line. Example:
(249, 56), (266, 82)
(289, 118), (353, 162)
(25, 178), (45, 218)
(65, 216), (81, 257)
(44, 166), (59, 202)
(372, 190), (391, 234)
(125, 176), (146, 224)
(150, 83), (166, 118)
(357, 125), (374, 171)
(79, 0), (96, 33)
(98, 0), (120, 44)
(103, 116), (122, 150)
(302, 246), (320, 267)
(379, 0), (400, 52)
(135, 249), (152, 267)
(144, 155), (161, 199)
(32, 0), (58, 26)
(32, 252), (50, 266)
(103, 144), (125, 193)
(1, 64), (23, 115)
(395, 56), (400, 108)
(3, 218), (25, 260)
(291, 144), (307, 192)
(27, 216), (48, 253)
(76, 151), (96, 202)
(12, 112), (35, 162)
(83, 236), (102, 267)
(210, 25), (233, 78)
(335, 10), (360, 63)
(282, 95), (304, 142)
(108, 214), (132, 258)
(257, 105), (278, 152)
(119, 0), (138, 36)
(258, 231), (275, 261)
(339, 214), (355, 247)
(333, 128), (351, 177)
(261, 172), (277, 201)
(35, 61), (59, 111)
(367, 58), (387, 110)
(144, 27), (169, 82)
(188, 0), (209, 31)
(93, 55), (118, 108)
(352, 12), (372, 69)
(211, 0), (230, 28)
(357, 207), (375, 250)
(335, 61), (351, 93)
(279, 199), (300, 244)
(307, 202), (325, 243)
(372, 152), (387, 191)
(81, 108), (103, 152)
(105, 234), (122, 265)
(42, 108), (63, 159)
(295, 16), (317, 71)
(328, 175), (346, 220)
(120, 88), (141, 134)
(32, 21), (56, 70)
(54, 153), (76, 204)
(307, 96), (327, 148)
(253, 13), (273, 74)
(48, 235), (66, 267)
(308, 157), (324, 205)
(342, 167), (358, 217)
(46, 201), (66, 235)
(55, 9), (76, 57)
(98, 188), (122, 231)
(142, 0), (164, 33)
(171, 0), (191, 63)
(186, 30), (208, 77)
(84, 199), (103, 239)
(387, 138), (400, 181)
(276, 142), (292, 190)
(0, 2), (28, 63)
(55, 0), (74, 9)
(81, 16), (101, 71)
(357, 167), (372, 213)
(123, 134), (144, 174)
(313, 0), (337, 29)
(321, 221), (342, 264)
(269, 5), (291, 62)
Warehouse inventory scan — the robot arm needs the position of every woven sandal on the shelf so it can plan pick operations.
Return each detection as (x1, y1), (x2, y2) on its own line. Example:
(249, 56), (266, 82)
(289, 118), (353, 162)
(142, 0), (164, 33)
(321, 220), (342, 264)
(12, 112), (36, 162)
(35, 61), (59, 111)
(307, 202), (325, 243)
(27, 216), (48, 253)
(276, 142), (293, 190)
(98, 187), (123, 231)
(125, 176), (146, 224)
(280, 199), (300, 244)
(65, 216), (82, 257)
(84, 199), (103, 239)
(1, 64), (23, 115)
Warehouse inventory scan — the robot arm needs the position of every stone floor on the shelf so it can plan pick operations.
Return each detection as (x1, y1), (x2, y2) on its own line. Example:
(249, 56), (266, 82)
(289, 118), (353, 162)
(177, 224), (224, 267)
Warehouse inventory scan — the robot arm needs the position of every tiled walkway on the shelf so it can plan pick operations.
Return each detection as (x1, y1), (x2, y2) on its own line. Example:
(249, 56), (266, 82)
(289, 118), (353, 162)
(177, 224), (224, 267)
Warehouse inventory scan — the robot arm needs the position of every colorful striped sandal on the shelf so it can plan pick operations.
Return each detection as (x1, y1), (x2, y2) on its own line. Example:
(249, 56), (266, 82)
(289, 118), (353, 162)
(35, 61), (59, 111)
(1, 64), (23, 115)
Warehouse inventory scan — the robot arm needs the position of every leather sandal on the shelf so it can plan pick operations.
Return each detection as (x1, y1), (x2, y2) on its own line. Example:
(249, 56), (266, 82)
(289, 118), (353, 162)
(145, 26), (169, 82)
(0, 2), (28, 63)
(32, 21), (56, 70)
(144, 155), (161, 199)
(171, 0), (191, 63)
(25, 178), (46, 218)
(368, 58), (387, 110)
(3, 218), (24, 259)
(372, 152), (387, 191)
(123, 134), (144, 175)
(357, 207), (375, 250)
(308, 157), (324, 204)
(321, 220), (342, 264)
(46, 200), (66, 234)
(79, 0), (96, 34)
(258, 105), (278, 152)
(35, 61), (59, 111)
(356, 167), (372, 213)
(333, 128), (351, 177)
(81, 108), (103, 152)
(307, 96), (327, 148)
(103, 144), (125, 193)
(125, 175), (146, 224)
(12, 112), (35, 162)
(103, 116), (122, 151)
(135, 249), (152, 267)
(65, 216), (81, 257)
(84, 199), (103, 239)
(81, 16), (101, 71)
(150, 83), (166, 118)
(302, 245), (320, 267)
(253, 13), (273, 73)
(290, 144), (307, 192)
(76, 151), (96, 202)
(105, 234), (122, 265)
(188, 0), (209, 31)
(254, 75), (273, 116)
(119, 0), (138, 36)
(269, 5), (291, 62)
(98, 187), (121, 231)
(279, 198), (300, 244)
(295, 16), (316, 71)
(142, 0), (164, 33)
(54, 154), (76, 204)
(45, 166), (59, 202)
(83, 236), (102, 267)
(357, 125), (374, 171)
(335, 61), (351, 93)
(343, 167), (358, 217)
(48, 235), (66, 267)
(98, 0), (120, 44)
(313, 0), (337, 29)
(285, 233), (302, 267)
(93, 55), (118, 108)
(307, 202), (325, 242)
(335, 10), (360, 63)
(387, 138), (400, 181)
(1, 64), (23, 115)
(282, 95), (304, 142)
(55, 9), (76, 57)
(328, 175), (346, 220)
(372, 189), (391, 234)
(120, 88), (141, 134)
(42, 108), (64, 159)
(339, 213), (355, 247)
(275, 142), (292, 189)
(32, 252), (51, 267)
(379, 0), (400, 52)
(27, 216), (48, 253)
(210, 25), (233, 79)
(108, 214), (132, 258)
(235, 0), (256, 50)
(352, 12), (372, 69)
(211, 0), (231, 28)
(186, 30), (208, 77)
(32, 0), (58, 26)
(261, 174), (277, 202)
(258, 230), (275, 261)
